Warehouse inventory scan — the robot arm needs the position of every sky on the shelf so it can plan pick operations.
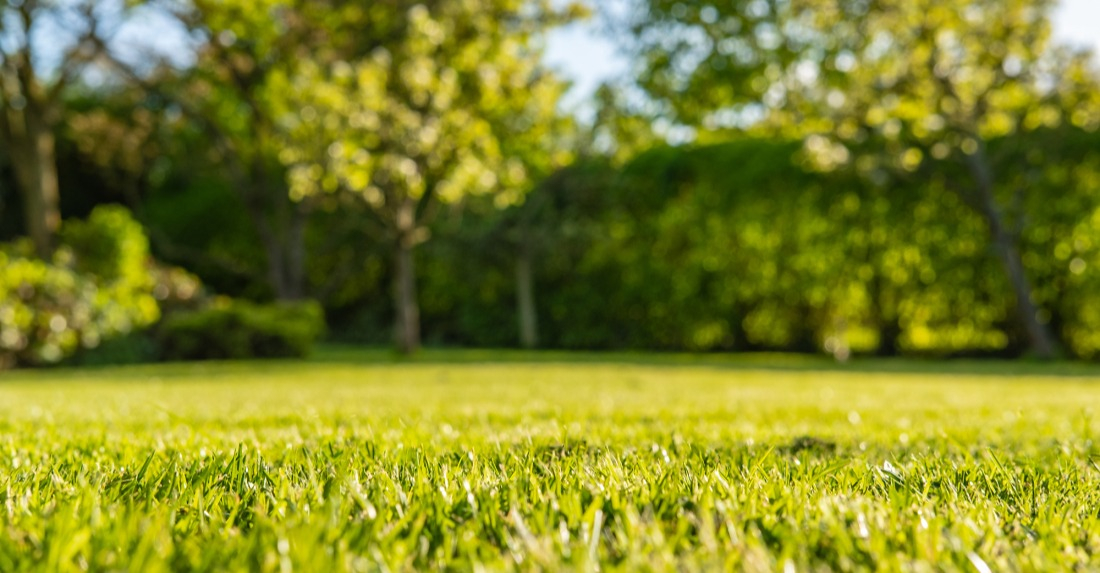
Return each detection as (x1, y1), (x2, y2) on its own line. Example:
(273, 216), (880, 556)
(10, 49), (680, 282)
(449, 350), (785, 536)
(543, 0), (1100, 112)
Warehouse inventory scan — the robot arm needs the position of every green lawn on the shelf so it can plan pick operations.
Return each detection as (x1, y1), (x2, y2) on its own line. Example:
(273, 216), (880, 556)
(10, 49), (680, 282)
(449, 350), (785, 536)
(4, 350), (1100, 571)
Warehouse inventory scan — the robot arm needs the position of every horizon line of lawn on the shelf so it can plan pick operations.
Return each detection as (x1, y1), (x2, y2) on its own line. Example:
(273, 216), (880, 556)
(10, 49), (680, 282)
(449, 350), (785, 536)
(3, 344), (1100, 384)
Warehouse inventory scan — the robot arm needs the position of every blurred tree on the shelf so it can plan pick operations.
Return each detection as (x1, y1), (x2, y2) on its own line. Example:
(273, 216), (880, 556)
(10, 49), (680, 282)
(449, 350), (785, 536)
(483, 62), (577, 349)
(623, 0), (815, 134)
(276, 1), (579, 353)
(107, 0), (340, 300)
(0, 1), (124, 257)
(585, 83), (663, 166)
(453, 157), (612, 349)
(627, 0), (1100, 358)
(173, 0), (312, 300)
(66, 86), (168, 214)
(792, 0), (1100, 358)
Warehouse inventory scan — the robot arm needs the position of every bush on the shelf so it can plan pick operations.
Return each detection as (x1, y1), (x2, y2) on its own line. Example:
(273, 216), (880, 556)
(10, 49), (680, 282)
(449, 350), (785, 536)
(158, 299), (325, 361)
(75, 332), (160, 366)
(66, 251), (207, 367)
(0, 206), (159, 368)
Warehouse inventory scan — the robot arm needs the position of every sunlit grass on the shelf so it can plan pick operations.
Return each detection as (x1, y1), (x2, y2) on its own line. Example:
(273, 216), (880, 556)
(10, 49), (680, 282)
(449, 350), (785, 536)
(3, 350), (1100, 570)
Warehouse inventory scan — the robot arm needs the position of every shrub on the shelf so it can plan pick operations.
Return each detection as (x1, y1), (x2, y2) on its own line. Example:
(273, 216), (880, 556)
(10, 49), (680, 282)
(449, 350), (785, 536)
(75, 332), (161, 366)
(66, 255), (207, 367)
(0, 206), (159, 368)
(148, 262), (205, 314)
(158, 299), (325, 361)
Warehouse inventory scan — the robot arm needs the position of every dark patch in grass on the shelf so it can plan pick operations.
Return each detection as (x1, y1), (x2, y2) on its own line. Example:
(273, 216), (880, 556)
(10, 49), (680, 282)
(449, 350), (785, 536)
(783, 435), (838, 454)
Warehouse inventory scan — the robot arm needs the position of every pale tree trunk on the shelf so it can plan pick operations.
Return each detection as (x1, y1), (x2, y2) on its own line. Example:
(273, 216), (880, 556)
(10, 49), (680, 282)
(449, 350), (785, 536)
(515, 239), (539, 349)
(393, 200), (420, 354)
(255, 218), (290, 299)
(255, 208), (308, 301)
(284, 201), (308, 300)
(8, 113), (61, 258)
(965, 142), (1057, 359)
(247, 156), (309, 301)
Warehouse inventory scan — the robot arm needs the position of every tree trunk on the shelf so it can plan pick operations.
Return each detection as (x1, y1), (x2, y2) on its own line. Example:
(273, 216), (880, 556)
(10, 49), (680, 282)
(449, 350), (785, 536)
(876, 317), (903, 357)
(256, 216), (308, 301)
(965, 143), (1056, 359)
(515, 242), (539, 349)
(731, 304), (752, 351)
(393, 237), (420, 354)
(392, 200), (421, 354)
(868, 275), (902, 356)
(249, 170), (309, 301)
(255, 218), (290, 300)
(284, 202), (309, 301)
(988, 224), (1055, 357)
(9, 115), (61, 258)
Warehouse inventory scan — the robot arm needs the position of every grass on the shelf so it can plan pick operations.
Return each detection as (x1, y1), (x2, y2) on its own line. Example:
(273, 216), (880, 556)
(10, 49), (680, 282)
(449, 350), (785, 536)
(4, 350), (1100, 571)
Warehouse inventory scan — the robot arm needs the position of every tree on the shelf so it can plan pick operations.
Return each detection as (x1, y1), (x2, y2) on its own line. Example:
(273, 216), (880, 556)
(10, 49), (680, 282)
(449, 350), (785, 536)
(276, 1), (576, 353)
(0, 1), (119, 257)
(626, 0), (1100, 358)
(66, 85), (168, 214)
(791, 0), (1100, 358)
(585, 83), (663, 166)
(498, 158), (615, 348)
(169, 0), (309, 300)
(483, 51), (577, 350)
(622, 0), (818, 135)
(109, 0), (345, 300)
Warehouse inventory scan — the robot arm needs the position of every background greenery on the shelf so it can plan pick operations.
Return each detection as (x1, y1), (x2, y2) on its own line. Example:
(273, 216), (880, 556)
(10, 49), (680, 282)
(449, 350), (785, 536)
(1, 0), (1099, 364)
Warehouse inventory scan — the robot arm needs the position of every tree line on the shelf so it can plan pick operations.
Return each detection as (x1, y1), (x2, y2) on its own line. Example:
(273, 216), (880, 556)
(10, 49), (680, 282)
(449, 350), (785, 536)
(2, 0), (1099, 360)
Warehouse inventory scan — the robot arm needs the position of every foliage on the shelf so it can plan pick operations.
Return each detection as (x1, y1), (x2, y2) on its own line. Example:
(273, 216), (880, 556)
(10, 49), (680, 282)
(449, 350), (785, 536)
(60, 205), (154, 287)
(791, 0), (1100, 358)
(1011, 128), (1100, 357)
(142, 170), (273, 300)
(71, 263), (206, 367)
(8, 0), (1100, 363)
(0, 0), (131, 257)
(406, 157), (617, 348)
(586, 83), (664, 165)
(4, 354), (1100, 569)
(128, 0), (329, 300)
(404, 133), (1100, 358)
(624, 0), (814, 130)
(276, 1), (576, 207)
(272, 0), (580, 352)
(626, 0), (1100, 137)
(72, 331), (161, 367)
(0, 205), (159, 368)
(625, 0), (1100, 358)
(158, 299), (325, 361)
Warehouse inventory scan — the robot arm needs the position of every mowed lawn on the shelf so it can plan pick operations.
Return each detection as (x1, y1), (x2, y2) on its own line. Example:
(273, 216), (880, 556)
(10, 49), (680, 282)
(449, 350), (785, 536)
(4, 351), (1100, 571)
